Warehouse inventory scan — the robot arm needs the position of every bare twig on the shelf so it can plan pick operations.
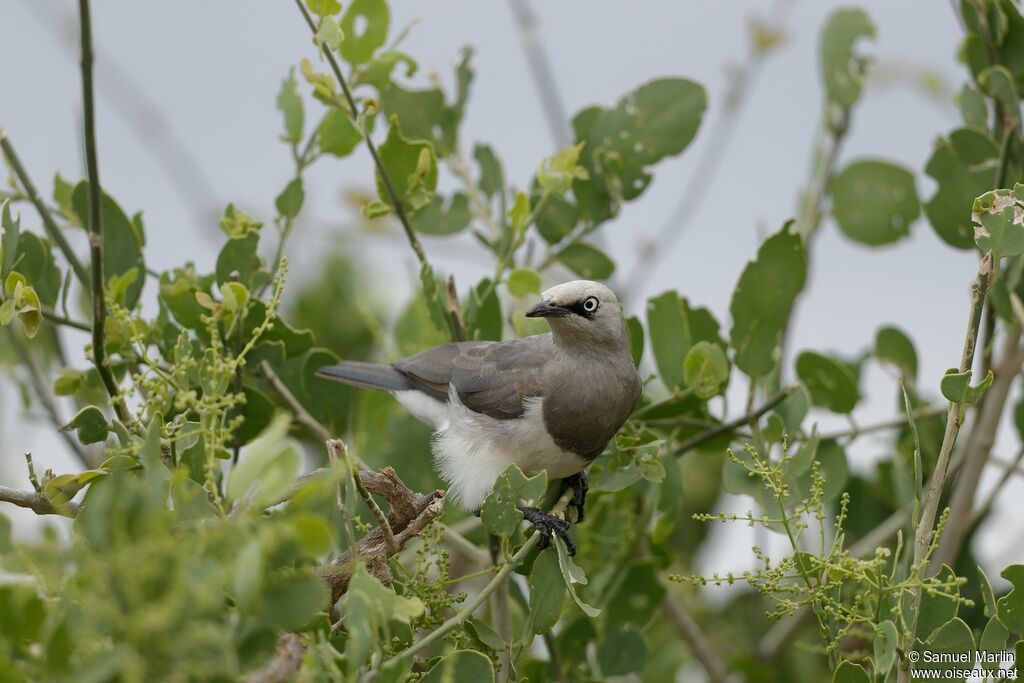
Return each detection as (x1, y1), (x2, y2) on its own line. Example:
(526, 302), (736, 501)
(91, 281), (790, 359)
(0, 485), (80, 517)
(349, 449), (400, 555)
(318, 465), (446, 606)
(817, 404), (947, 442)
(672, 385), (797, 457)
(0, 132), (90, 287)
(898, 253), (992, 682)
(969, 447), (1024, 528)
(6, 329), (91, 467)
(259, 360), (332, 445)
(506, 0), (571, 148)
(662, 597), (731, 683)
(77, 0), (133, 428)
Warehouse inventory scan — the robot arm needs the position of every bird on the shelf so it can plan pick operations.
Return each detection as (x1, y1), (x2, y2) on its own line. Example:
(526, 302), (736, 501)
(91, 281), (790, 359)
(316, 280), (642, 553)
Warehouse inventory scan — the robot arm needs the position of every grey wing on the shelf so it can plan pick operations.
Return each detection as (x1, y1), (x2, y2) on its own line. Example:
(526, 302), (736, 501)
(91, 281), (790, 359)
(392, 335), (552, 420)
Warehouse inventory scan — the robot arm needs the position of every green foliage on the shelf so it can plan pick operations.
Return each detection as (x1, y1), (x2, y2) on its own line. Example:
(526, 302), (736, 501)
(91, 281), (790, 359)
(3, 2), (1024, 682)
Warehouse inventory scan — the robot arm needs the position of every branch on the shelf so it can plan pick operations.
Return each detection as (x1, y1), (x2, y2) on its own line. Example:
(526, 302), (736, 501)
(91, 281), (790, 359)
(317, 465), (446, 606)
(970, 447), (1024, 528)
(506, 0), (571, 148)
(662, 597), (730, 683)
(0, 485), (80, 517)
(382, 487), (575, 668)
(77, 0), (133, 428)
(6, 329), (91, 468)
(898, 252), (992, 682)
(259, 360), (332, 445)
(935, 330), (1024, 567)
(291, 0), (428, 269)
(671, 385), (797, 457)
(240, 633), (305, 683)
(0, 132), (90, 287)
(817, 404), (947, 442)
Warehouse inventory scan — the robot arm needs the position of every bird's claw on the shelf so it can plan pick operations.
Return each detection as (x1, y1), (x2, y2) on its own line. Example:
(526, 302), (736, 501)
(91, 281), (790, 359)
(520, 506), (576, 555)
(561, 472), (589, 524)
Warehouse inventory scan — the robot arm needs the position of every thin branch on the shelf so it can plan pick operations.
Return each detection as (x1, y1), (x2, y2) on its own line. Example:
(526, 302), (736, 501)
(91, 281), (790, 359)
(241, 633), (305, 683)
(970, 447), (1024, 528)
(672, 385), (797, 457)
(291, 0), (428, 268)
(6, 329), (91, 468)
(77, 0), (133, 428)
(41, 309), (91, 332)
(898, 252), (992, 681)
(259, 360), (332, 445)
(383, 487), (575, 667)
(662, 597), (730, 683)
(340, 438), (399, 555)
(0, 132), (90, 287)
(817, 404), (947, 442)
(0, 485), (80, 517)
(506, 0), (571, 148)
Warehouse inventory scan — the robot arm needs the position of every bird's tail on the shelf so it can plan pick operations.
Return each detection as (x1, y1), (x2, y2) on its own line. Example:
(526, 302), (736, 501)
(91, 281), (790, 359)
(315, 361), (412, 393)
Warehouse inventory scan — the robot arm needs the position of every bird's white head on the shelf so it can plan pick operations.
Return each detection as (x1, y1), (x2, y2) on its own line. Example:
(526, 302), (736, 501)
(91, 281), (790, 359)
(525, 280), (628, 350)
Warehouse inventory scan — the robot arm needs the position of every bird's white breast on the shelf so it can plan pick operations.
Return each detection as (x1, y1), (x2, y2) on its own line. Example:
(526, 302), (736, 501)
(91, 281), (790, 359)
(393, 388), (587, 511)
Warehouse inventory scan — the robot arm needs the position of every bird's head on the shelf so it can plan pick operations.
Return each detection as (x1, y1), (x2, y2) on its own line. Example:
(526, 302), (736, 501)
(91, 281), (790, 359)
(525, 280), (628, 350)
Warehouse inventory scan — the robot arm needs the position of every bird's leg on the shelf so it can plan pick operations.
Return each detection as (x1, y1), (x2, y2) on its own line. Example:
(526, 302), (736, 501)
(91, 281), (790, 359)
(519, 505), (575, 556)
(560, 471), (589, 524)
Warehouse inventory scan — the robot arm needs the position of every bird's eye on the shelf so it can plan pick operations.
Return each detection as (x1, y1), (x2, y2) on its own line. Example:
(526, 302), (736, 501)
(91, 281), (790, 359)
(582, 296), (599, 313)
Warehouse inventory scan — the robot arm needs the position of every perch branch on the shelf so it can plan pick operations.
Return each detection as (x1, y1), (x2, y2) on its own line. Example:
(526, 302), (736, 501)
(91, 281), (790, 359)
(259, 360), (333, 445)
(240, 633), (306, 683)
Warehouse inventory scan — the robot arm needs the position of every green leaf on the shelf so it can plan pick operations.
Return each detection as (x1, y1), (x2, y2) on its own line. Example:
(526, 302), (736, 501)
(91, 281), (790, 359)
(979, 616), (1010, 673)
(277, 68), (304, 143)
(480, 464), (547, 537)
(647, 291), (691, 390)
(314, 15), (344, 53)
(474, 143), (504, 197)
(0, 200), (20, 281)
(0, 298), (13, 327)
(917, 564), (961, 641)
(920, 617), (974, 683)
(72, 182), (146, 308)
(958, 83), (989, 129)
(306, 0), (341, 16)
(795, 351), (860, 413)
(374, 116), (438, 217)
(60, 406), (110, 445)
(342, 564), (424, 675)
(465, 278), (502, 341)
(553, 535), (600, 617)
(538, 142), (588, 195)
(875, 325), (918, 381)
(319, 108), (363, 157)
(980, 565), (999, 618)
(227, 413), (301, 509)
(998, 564), (1024, 634)
(729, 224), (806, 377)
(573, 78), (706, 206)
(13, 233), (62, 308)
(598, 626), (646, 676)
(259, 573), (327, 631)
(416, 193), (472, 235)
(976, 205), (1024, 258)
(940, 368), (993, 405)
(421, 650), (495, 683)
(529, 550), (565, 634)
(832, 660), (870, 683)
(275, 177), (305, 219)
(339, 0), (389, 64)
(216, 231), (266, 290)
(683, 341), (729, 399)
(831, 160), (919, 245)
(626, 315), (644, 367)
(507, 268), (542, 297)
(924, 128), (999, 249)
(820, 8), (875, 108)
(534, 193), (578, 243)
(873, 620), (899, 676)
(556, 242), (615, 280)
(606, 562), (666, 628)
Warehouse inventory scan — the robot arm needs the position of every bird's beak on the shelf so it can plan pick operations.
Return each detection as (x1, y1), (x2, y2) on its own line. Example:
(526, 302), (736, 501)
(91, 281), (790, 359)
(525, 299), (569, 318)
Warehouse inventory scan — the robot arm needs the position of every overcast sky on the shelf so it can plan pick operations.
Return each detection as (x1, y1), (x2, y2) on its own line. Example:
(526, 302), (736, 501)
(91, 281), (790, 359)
(3, 1), (1020, 580)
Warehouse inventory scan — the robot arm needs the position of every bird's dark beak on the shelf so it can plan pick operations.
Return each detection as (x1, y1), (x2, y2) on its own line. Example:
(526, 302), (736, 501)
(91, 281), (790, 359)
(525, 300), (569, 318)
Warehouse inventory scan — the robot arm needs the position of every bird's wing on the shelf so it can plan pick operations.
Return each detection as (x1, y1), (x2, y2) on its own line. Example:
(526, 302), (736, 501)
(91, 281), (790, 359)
(392, 335), (552, 420)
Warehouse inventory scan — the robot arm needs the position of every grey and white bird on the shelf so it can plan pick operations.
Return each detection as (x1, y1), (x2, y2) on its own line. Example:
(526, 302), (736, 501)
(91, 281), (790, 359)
(316, 280), (642, 553)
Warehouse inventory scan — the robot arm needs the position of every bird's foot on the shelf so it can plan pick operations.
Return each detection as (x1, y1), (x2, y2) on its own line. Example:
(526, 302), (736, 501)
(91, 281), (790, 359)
(560, 472), (589, 524)
(519, 505), (575, 555)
